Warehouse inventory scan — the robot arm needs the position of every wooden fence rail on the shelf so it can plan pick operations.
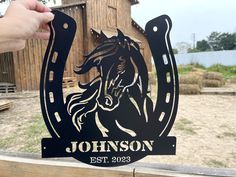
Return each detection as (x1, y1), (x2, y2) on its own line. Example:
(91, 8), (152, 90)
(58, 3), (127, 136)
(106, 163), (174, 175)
(0, 153), (235, 177)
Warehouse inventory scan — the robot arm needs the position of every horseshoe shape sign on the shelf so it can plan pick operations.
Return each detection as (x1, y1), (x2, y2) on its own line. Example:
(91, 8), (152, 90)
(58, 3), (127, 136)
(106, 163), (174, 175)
(40, 10), (179, 167)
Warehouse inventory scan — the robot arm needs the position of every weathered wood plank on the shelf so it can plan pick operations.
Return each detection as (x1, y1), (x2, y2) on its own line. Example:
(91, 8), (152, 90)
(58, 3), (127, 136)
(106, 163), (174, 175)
(200, 87), (236, 96)
(0, 53), (15, 84)
(0, 155), (133, 177)
(0, 100), (12, 111)
(0, 151), (235, 177)
(12, 52), (22, 91)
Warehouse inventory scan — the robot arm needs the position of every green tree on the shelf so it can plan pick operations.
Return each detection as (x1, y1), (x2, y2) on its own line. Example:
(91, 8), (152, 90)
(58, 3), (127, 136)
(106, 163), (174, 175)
(196, 39), (210, 51)
(207, 31), (236, 51)
(207, 31), (222, 51)
(187, 48), (200, 53)
(219, 33), (236, 50)
(172, 48), (178, 54)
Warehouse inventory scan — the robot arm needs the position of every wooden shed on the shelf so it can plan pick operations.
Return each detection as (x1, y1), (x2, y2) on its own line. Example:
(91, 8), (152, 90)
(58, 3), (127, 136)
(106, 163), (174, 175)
(0, 0), (152, 91)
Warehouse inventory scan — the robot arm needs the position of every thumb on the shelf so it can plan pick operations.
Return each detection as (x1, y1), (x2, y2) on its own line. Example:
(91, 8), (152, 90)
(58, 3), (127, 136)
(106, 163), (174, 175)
(38, 12), (54, 24)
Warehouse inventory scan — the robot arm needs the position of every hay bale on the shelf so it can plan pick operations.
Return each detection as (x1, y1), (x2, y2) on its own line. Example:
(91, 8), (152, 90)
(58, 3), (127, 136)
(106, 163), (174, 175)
(189, 71), (206, 78)
(179, 84), (200, 95)
(204, 72), (224, 81)
(180, 74), (203, 88)
(203, 80), (223, 87)
(203, 72), (225, 87)
(230, 76), (236, 83)
(191, 67), (206, 73)
(190, 68), (206, 78)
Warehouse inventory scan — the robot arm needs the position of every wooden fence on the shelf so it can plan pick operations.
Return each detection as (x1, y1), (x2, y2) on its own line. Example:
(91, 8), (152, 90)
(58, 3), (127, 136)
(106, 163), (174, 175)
(0, 153), (235, 177)
(0, 155), (195, 177)
(0, 53), (15, 84)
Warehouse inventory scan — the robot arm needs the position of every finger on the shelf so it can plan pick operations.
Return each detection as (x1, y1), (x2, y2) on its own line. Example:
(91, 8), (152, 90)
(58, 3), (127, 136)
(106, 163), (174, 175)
(20, 0), (51, 12)
(34, 0), (52, 12)
(32, 32), (50, 40)
(38, 12), (55, 24)
(40, 23), (50, 31)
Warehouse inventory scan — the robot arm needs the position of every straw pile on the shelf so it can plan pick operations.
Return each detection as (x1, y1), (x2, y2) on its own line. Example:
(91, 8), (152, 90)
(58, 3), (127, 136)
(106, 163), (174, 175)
(179, 84), (200, 95)
(179, 72), (204, 95)
(230, 76), (236, 84)
(190, 68), (206, 78)
(180, 73), (203, 88)
(203, 72), (225, 87)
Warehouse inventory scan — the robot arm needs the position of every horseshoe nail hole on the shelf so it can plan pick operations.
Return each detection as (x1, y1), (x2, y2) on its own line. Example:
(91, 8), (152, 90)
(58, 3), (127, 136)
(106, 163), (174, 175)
(153, 26), (158, 32)
(54, 112), (61, 122)
(49, 92), (54, 103)
(166, 93), (171, 103)
(52, 51), (58, 63)
(63, 23), (69, 29)
(166, 72), (171, 83)
(159, 112), (165, 122)
(162, 54), (168, 65)
(49, 71), (54, 82)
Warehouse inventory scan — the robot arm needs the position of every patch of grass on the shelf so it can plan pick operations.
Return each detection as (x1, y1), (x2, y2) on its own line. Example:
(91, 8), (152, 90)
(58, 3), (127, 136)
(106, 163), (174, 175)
(19, 115), (49, 153)
(175, 118), (197, 135)
(178, 65), (193, 75)
(219, 124), (230, 129)
(222, 132), (236, 138)
(231, 153), (236, 159)
(205, 159), (228, 168)
(207, 64), (236, 79)
(189, 62), (206, 69)
(179, 119), (193, 125)
(0, 115), (49, 153)
(0, 135), (18, 149)
(217, 131), (236, 139)
(178, 63), (236, 79)
(178, 62), (205, 75)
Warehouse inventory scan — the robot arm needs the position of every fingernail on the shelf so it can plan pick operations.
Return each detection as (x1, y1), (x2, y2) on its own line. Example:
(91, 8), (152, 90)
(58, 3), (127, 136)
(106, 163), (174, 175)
(46, 12), (55, 20)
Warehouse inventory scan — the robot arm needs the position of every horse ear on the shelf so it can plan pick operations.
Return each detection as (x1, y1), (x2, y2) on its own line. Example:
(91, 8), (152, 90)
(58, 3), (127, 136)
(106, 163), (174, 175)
(117, 29), (125, 38)
(100, 31), (108, 42)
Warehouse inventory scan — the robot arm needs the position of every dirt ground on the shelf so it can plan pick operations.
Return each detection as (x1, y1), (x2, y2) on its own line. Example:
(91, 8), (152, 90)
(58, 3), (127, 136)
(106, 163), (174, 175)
(0, 85), (236, 169)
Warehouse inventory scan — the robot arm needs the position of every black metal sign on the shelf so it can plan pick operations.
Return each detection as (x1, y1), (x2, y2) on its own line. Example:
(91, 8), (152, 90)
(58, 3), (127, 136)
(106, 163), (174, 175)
(40, 10), (179, 167)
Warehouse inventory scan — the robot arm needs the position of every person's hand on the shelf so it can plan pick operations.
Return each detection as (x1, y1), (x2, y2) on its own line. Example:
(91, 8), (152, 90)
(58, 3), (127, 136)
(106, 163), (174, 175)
(3, 0), (54, 40)
(0, 0), (54, 53)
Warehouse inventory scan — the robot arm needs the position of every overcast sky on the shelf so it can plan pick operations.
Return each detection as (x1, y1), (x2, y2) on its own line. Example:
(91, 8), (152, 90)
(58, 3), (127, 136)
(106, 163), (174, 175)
(131, 0), (236, 47)
(1, 0), (236, 48)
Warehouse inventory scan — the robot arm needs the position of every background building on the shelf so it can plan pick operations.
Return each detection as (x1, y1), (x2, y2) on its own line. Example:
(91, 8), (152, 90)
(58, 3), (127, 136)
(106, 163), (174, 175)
(0, 0), (152, 91)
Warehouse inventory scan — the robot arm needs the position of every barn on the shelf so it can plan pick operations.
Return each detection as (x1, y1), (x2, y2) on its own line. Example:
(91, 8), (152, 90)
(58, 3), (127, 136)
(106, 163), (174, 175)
(0, 0), (152, 92)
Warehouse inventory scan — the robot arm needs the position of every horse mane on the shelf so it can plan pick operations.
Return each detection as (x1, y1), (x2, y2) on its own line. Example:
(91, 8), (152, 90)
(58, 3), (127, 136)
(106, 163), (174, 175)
(66, 30), (148, 132)
(74, 29), (141, 76)
(66, 78), (100, 132)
